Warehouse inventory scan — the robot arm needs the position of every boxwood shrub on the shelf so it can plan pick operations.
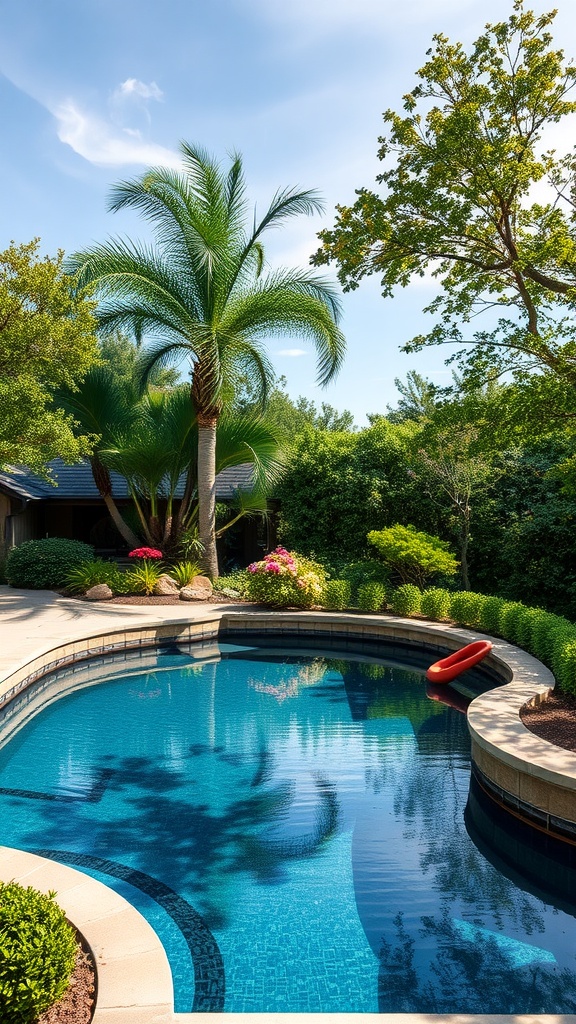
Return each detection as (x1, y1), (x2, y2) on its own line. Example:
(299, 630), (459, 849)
(323, 580), (351, 611)
(449, 591), (485, 627)
(498, 601), (528, 646)
(478, 595), (505, 635)
(420, 588), (451, 621)
(389, 584), (421, 617)
(357, 581), (386, 612)
(6, 538), (94, 590)
(0, 881), (77, 1023)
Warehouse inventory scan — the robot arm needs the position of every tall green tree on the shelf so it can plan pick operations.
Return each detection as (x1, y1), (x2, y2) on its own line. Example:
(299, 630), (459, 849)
(0, 241), (97, 474)
(313, 3), (576, 391)
(68, 143), (345, 575)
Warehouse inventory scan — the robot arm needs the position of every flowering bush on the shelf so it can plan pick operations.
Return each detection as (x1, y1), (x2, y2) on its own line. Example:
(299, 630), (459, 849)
(128, 547), (163, 560)
(245, 547), (327, 608)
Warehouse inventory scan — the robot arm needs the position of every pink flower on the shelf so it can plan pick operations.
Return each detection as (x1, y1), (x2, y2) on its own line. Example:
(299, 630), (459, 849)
(129, 547), (163, 560)
(248, 562), (259, 573)
(265, 561), (281, 573)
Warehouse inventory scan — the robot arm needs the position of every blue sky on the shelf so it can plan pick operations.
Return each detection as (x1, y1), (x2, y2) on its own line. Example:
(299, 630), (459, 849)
(1, 0), (575, 425)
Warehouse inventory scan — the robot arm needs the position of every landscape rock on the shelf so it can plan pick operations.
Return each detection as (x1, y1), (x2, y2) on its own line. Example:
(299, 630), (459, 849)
(191, 575), (213, 594)
(180, 585), (210, 601)
(85, 583), (113, 601)
(154, 574), (180, 596)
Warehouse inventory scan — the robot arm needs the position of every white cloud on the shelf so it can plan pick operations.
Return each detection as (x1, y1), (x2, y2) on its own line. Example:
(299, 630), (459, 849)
(116, 78), (163, 102)
(276, 348), (308, 357)
(54, 100), (181, 167)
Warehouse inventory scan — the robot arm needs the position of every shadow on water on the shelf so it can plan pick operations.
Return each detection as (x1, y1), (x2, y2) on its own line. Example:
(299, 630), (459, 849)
(19, 748), (340, 931)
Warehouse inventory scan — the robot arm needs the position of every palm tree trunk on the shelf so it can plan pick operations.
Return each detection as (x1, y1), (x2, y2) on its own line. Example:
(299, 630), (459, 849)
(197, 414), (219, 577)
(91, 457), (141, 549)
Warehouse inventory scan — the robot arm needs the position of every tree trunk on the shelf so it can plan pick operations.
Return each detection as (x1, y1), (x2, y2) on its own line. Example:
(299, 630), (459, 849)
(91, 457), (141, 549)
(197, 415), (219, 578)
(458, 513), (471, 591)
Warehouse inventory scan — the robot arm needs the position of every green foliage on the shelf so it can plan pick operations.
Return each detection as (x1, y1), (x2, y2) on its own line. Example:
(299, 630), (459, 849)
(498, 601), (529, 646)
(323, 579), (351, 611)
(6, 538), (94, 590)
(313, 4), (576, 392)
(325, 559), (391, 601)
(470, 436), (576, 620)
(551, 634), (576, 697)
(277, 418), (436, 563)
(478, 596), (506, 636)
(65, 559), (119, 593)
(448, 591), (485, 627)
(124, 560), (165, 595)
(421, 588), (451, 621)
(0, 241), (98, 474)
(244, 549), (327, 609)
(0, 881), (77, 1023)
(357, 581), (387, 612)
(170, 561), (202, 588)
(390, 584), (421, 617)
(368, 523), (459, 588)
(68, 143), (344, 575)
(215, 569), (251, 596)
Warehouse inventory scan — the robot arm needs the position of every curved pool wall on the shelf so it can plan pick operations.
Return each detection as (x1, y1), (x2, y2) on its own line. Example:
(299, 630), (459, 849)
(0, 602), (575, 1024)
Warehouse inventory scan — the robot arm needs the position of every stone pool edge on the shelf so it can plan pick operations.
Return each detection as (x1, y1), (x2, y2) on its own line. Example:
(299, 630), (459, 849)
(0, 603), (574, 1024)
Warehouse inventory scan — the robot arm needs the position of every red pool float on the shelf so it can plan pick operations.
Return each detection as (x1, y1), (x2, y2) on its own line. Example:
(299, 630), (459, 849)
(425, 640), (492, 684)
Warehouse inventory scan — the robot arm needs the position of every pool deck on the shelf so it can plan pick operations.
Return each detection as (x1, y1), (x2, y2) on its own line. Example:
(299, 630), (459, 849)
(0, 586), (575, 1024)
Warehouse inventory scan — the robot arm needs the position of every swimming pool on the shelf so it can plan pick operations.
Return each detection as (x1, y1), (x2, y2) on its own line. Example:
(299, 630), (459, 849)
(0, 637), (575, 1014)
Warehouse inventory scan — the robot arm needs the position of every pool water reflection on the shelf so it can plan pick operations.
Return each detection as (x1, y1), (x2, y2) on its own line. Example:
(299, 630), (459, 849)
(0, 638), (575, 1013)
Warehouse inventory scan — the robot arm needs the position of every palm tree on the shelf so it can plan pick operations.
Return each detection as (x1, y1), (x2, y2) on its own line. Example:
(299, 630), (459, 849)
(67, 142), (345, 576)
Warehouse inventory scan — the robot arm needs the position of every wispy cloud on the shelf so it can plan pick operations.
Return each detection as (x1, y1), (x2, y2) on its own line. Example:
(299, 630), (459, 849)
(276, 348), (308, 357)
(54, 100), (181, 167)
(115, 78), (163, 102)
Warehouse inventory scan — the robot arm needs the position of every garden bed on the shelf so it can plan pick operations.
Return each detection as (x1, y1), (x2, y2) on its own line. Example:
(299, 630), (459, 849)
(37, 943), (95, 1024)
(520, 690), (576, 754)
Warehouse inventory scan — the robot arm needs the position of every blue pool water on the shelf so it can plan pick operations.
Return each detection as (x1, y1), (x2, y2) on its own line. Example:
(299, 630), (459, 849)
(0, 637), (575, 1013)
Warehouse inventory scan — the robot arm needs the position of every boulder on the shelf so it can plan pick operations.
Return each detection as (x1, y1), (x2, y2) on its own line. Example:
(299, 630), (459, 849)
(154, 574), (180, 596)
(191, 575), (213, 595)
(85, 583), (113, 601)
(180, 585), (210, 601)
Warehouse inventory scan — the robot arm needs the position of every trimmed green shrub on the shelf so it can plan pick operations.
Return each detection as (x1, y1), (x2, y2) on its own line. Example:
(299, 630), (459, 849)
(323, 580), (351, 611)
(0, 881), (77, 1023)
(357, 581), (386, 612)
(367, 524), (459, 588)
(328, 559), (391, 601)
(6, 538), (94, 589)
(245, 548), (327, 609)
(515, 606), (544, 654)
(531, 611), (574, 664)
(498, 601), (528, 645)
(478, 595), (506, 635)
(390, 584), (421, 616)
(421, 588), (451, 621)
(551, 634), (576, 697)
(449, 591), (485, 627)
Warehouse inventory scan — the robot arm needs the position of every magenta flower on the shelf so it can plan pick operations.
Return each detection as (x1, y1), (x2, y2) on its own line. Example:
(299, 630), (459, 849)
(265, 561), (281, 573)
(248, 563), (259, 573)
(129, 547), (163, 560)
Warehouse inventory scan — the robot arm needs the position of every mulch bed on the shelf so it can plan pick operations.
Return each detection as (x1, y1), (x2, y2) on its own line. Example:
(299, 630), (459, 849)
(37, 944), (95, 1024)
(520, 690), (576, 754)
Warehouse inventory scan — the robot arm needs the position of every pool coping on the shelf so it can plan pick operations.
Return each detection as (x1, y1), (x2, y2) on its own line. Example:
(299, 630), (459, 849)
(0, 596), (575, 1024)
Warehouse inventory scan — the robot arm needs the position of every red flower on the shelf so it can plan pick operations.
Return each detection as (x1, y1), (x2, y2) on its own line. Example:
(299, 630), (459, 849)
(128, 547), (163, 560)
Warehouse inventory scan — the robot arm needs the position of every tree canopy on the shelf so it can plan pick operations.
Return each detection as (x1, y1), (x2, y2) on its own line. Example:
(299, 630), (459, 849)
(0, 241), (98, 474)
(313, 2), (576, 391)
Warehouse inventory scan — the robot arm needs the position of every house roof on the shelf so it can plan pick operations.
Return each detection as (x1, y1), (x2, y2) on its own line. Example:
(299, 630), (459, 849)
(0, 459), (255, 502)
